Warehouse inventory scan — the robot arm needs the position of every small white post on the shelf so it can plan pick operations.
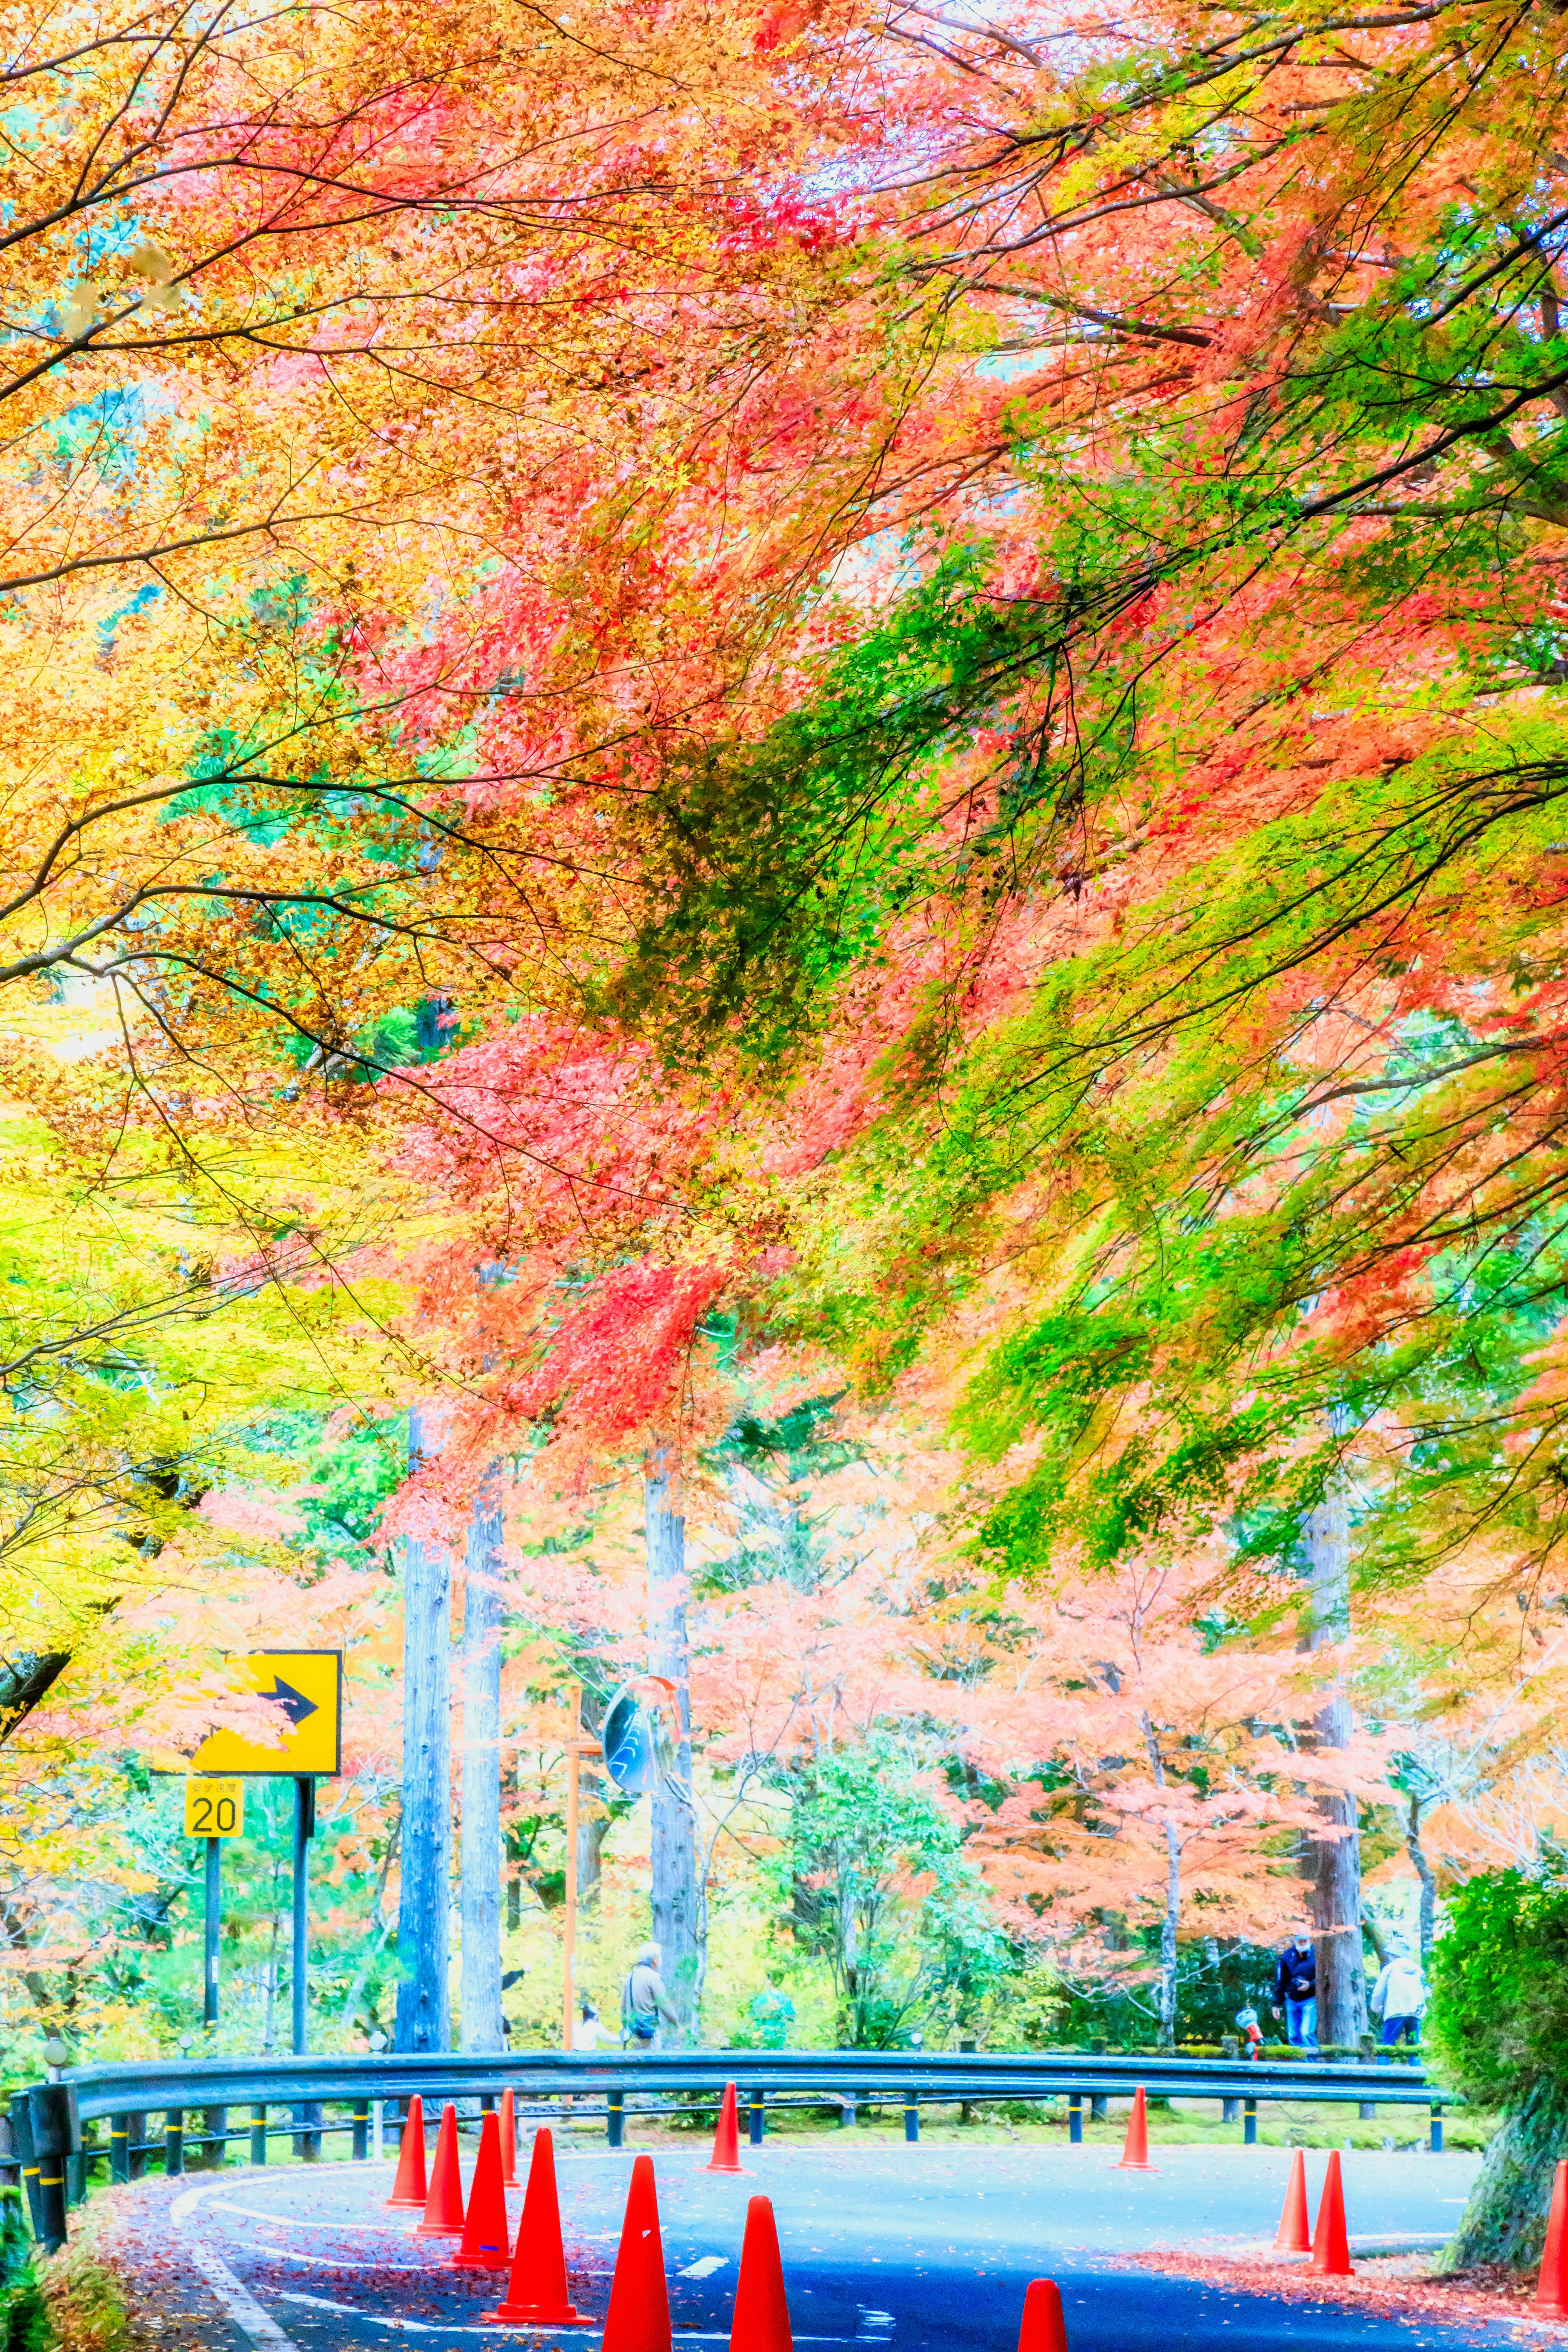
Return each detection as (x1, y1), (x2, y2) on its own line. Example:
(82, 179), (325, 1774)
(372, 2098), (384, 2162)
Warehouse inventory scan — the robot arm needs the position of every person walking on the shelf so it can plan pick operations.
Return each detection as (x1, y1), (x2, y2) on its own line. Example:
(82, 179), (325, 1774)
(572, 1998), (604, 2053)
(1271, 1932), (1318, 2048)
(621, 1940), (680, 2052)
(1370, 1938), (1427, 2047)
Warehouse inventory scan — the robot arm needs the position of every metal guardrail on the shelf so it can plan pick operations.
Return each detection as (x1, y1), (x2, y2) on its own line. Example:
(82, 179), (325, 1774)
(13, 2047), (1450, 2252)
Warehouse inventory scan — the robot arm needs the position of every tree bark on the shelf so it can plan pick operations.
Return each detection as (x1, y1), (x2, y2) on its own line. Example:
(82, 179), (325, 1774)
(459, 1479), (505, 2055)
(1404, 1792), (1438, 1964)
(1302, 1463), (1368, 2046)
(394, 1408), (452, 2054)
(645, 1454), (700, 2041)
(1439, 2077), (1568, 2272)
(1140, 1710), (1180, 2048)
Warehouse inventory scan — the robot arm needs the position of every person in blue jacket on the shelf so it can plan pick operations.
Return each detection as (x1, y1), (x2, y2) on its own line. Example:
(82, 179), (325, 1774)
(1272, 1933), (1318, 2047)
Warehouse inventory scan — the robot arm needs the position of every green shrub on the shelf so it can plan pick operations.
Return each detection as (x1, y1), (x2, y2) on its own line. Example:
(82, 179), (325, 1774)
(1426, 1867), (1568, 2107)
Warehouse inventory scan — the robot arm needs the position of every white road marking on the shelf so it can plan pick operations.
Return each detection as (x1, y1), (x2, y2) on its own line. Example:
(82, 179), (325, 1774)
(171, 2185), (306, 2352)
(679, 2254), (728, 2278)
(209, 2196), (423, 2234)
(280, 2293), (851, 2342)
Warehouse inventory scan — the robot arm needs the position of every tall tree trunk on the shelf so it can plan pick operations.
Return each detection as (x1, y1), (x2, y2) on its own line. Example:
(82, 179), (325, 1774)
(394, 1408), (452, 2054)
(1302, 1461), (1368, 2047)
(645, 1454), (700, 2041)
(459, 1479), (505, 2054)
(1439, 2078), (1568, 2272)
(1404, 1792), (1438, 1964)
(1141, 1712), (1180, 2049)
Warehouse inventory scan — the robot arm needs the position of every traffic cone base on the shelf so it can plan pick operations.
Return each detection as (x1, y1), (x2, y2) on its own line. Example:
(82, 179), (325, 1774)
(1535, 2158), (1568, 2314)
(1112, 2086), (1158, 2172)
(1274, 2149), (1311, 2254)
(386, 2094), (428, 2209)
(416, 2101), (467, 2237)
(452, 2111), (511, 2271)
(1017, 2278), (1068, 2352)
(1310, 2149), (1354, 2278)
(706, 2080), (751, 2176)
(485, 2127), (593, 2329)
(728, 2195), (791, 2352)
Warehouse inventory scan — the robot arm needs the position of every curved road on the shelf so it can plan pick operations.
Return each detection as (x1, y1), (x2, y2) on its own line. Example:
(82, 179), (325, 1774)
(168, 2139), (1496, 2352)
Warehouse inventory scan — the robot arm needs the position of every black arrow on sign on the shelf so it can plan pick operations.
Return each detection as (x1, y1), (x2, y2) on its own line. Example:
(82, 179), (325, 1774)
(257, 1677), (318, 1726)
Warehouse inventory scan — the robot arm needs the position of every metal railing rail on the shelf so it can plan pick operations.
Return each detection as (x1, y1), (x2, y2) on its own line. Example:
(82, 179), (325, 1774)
(15, 2047), (1452, 2252)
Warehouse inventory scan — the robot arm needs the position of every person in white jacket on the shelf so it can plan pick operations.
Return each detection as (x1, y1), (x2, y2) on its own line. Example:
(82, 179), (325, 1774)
(1370, 1939), (1427, 2047)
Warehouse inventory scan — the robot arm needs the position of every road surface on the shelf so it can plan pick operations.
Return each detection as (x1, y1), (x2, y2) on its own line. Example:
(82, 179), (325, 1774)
(167, 2138), (1499, 2351)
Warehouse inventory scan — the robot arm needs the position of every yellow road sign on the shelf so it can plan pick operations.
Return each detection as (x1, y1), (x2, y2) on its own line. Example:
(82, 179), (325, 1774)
(184, 1778), (244, 1838)
(186, 1651), (342, 1778)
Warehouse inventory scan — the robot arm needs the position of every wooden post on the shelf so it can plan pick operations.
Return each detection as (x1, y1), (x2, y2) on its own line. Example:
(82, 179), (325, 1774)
(560, 1690), (602, 2054)
(563, 1702), (581, 2055)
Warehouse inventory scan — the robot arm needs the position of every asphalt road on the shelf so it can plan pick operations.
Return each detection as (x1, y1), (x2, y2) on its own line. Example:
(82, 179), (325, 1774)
(169, 2138), (1495, 2352)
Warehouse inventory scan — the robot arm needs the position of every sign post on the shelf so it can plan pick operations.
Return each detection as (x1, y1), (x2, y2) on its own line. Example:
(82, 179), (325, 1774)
(179, 1653), (343, 2050)
(183, 1779), (243, 2025)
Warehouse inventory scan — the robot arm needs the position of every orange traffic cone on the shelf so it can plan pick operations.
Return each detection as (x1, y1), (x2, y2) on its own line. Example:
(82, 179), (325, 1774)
(729, 2196), (791, 2351)
(1310, 2149), (1354, 2277)
(1274, 2150), (1311, 2253)
(486, 2127), (590, 2328)
(1112, 2087), (1157, 2172)
(387, 2095), (428, 2209)
(706, 2081), (749, 2177)
(453, 2111), (511, 2271)
(1535, 2159), (1568, 2315)
(1016, 2280), (1069, 2352)
(601, 2153), (672, 2352)
(499, 2087), (518, 2187)
(416, 2101), (466, 2238)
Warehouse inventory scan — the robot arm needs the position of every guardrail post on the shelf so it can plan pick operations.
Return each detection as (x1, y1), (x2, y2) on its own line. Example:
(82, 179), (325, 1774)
(109, 2115), (130, 2185)
(747, 2091), (764, 2147)
(903, 2091), (918, 2144)
(165, 2111), (184, 2177)
(838, 2096), (856, 2128)
(66, 2133), (88, 2207)
(294, 2100), (322, 2163)
(1089, 2094), (1107, 2123)
(606, 2089), (624, 2149)
(1243, 2096), (1257, 2147)
(128, 2111), (147, 2182)
(1359, 2097), (1376, 2120)
(1068, 2094), (1082, 2145)
(29, 2087), (77, 2253)
(352, 2098), (370, 2160)
(1430, 2102), (1443, 2153)
(202, 2104), (227, 2171)
(10, 2098), (40, 2240)
(1222, 2096), (1240, 2123)
(249, 2105), (268, 2166)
